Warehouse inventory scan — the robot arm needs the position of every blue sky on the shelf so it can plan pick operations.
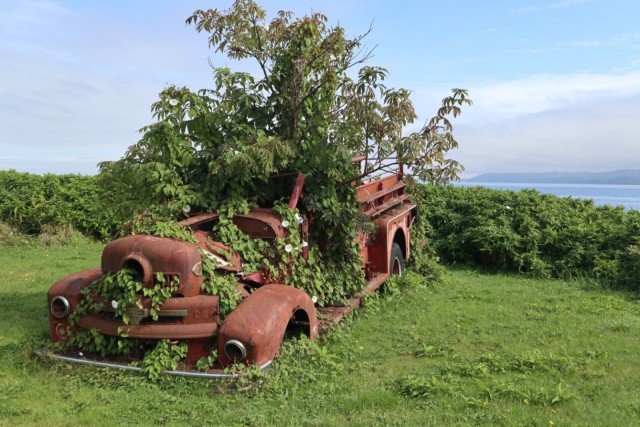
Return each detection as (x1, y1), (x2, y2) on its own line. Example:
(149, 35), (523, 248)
(1, 0), (639, 177)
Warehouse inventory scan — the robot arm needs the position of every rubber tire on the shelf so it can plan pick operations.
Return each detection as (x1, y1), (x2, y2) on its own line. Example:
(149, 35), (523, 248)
(390, 242), (404, 277)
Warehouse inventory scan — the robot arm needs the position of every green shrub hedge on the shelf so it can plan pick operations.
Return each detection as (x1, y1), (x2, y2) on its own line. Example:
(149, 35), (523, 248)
(3, 170), (639, 291)
(419, 184), (640, 290)
(0, 170), (105, 236)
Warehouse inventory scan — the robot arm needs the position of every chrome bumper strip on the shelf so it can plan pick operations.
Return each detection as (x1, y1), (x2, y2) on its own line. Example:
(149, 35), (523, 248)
(36, 349), (271, 378)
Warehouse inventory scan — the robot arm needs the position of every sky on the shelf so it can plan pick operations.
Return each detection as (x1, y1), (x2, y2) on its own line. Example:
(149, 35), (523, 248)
(1, 0), (639, 177)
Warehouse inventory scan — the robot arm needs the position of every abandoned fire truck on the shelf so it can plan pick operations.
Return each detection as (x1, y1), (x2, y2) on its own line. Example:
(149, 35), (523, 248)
(45, 164), (416, 377)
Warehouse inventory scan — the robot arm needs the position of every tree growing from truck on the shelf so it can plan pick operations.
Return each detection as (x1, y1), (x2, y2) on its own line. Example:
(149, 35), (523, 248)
(98, 0), (470, 232)
(70, 0), (470, 374)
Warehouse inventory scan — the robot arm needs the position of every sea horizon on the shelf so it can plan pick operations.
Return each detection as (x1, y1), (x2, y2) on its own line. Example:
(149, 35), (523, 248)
(456, 181), (640, 211)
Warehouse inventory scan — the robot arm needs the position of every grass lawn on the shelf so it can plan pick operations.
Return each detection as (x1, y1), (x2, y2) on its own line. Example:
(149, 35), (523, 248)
(1, 240), (639, 426)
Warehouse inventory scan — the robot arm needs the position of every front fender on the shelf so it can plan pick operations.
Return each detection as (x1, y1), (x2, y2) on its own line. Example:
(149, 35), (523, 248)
(217, 284), (318, 367)
(47, 268), (103, 342)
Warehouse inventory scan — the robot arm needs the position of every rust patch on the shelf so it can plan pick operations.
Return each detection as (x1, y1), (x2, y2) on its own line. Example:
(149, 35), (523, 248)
(77, 315), (218, 339)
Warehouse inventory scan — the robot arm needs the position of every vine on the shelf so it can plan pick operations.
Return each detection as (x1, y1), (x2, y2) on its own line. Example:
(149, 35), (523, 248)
(200, 257), (242, 317)
(140, 340), (188, 382)
(268, 202), (366, 306)
(210, 214), (269, 273)
(68, 328), (139, 358)
(69, 268), (180, 327)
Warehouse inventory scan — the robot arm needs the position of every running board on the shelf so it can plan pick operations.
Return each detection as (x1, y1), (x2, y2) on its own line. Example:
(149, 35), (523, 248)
(317, 272), (389, 333)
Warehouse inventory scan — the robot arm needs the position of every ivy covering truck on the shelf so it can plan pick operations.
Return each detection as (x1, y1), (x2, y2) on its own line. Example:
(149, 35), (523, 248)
(45, 167), (416, 377)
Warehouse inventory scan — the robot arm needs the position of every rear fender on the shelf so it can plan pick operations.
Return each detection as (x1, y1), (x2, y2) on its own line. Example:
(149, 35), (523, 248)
(217, 284), (318, 367)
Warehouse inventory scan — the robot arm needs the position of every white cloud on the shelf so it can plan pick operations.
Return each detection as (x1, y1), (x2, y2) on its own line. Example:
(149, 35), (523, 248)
(454, 93), (640, 176)
(407, 71), (640, 176)
(517, 0), (595, 13)
(559, 31), (640, 49)
(463, 72), (640, 121)
(0, 0), (213, 174)
(549, 0), (594, 9)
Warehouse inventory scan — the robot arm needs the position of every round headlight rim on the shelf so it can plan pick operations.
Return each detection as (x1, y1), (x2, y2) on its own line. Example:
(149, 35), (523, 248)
(224, 339), (247, 363)
(50, 295), (71, 319)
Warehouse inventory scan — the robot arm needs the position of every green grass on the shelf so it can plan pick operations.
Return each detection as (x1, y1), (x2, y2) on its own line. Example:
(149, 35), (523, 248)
(1, 241), (639, 426)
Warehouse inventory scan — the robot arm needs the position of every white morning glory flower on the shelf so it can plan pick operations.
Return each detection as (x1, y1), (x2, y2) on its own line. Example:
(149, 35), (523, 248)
(295, 213), (303, 223)
(182, 205), (191, 213)
(111, 300), (118, 309)
(282, 220), (290, 228)
(301, 241), (308, 248)
(169, 98), (178, 106)
(285, 244), (293, 253)
(311, 296), (318, 304)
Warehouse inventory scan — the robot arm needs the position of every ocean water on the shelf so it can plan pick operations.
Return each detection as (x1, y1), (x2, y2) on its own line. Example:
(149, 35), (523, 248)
(457, 182), (640, 211)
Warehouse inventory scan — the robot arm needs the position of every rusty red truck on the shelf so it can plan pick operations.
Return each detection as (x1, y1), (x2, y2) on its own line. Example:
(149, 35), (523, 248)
(46, 168), (416, 376)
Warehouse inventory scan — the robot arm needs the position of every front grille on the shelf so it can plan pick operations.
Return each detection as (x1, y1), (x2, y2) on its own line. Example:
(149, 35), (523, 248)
(101, 305), (188, 325)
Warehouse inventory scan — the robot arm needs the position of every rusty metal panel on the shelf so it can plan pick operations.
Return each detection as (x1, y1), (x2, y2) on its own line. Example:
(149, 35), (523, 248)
(232, 216), (278, 239)
(77, 314), (218, 339)
(179, 212), (219, 228)
(356, 174), (400, 201)
(366, 204), (417, 274)
(217, 284), (318, 367)
(101, 235), (203, 297)
(48, 268), (103, 342)
(288, 172), (306, 209)
(233, 208), (287, 239)
(357, 175), (411, 218)
(357, 179), (404, 203)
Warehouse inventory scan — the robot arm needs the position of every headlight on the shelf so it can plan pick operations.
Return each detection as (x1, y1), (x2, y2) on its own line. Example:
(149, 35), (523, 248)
(192, 261), (203, 276)
(50, 296), (71, 319)
(224, 339), (247, 362)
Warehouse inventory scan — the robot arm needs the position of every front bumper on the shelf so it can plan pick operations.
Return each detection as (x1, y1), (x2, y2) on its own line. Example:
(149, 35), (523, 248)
(36, 348), (271, 379)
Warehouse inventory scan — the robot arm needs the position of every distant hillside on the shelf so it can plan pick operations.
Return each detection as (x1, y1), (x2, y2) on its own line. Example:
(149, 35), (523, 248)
(466, 170), (640, 185)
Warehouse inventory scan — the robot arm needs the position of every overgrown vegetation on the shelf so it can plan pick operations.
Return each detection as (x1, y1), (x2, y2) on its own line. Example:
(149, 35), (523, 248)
(420, 184), (640, 291)
(29, 1), (468, 368)
(2, 242), (639, 425)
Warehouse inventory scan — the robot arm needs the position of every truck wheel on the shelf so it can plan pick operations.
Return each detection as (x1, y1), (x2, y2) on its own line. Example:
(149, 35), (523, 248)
(390, 242), (404, 276)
